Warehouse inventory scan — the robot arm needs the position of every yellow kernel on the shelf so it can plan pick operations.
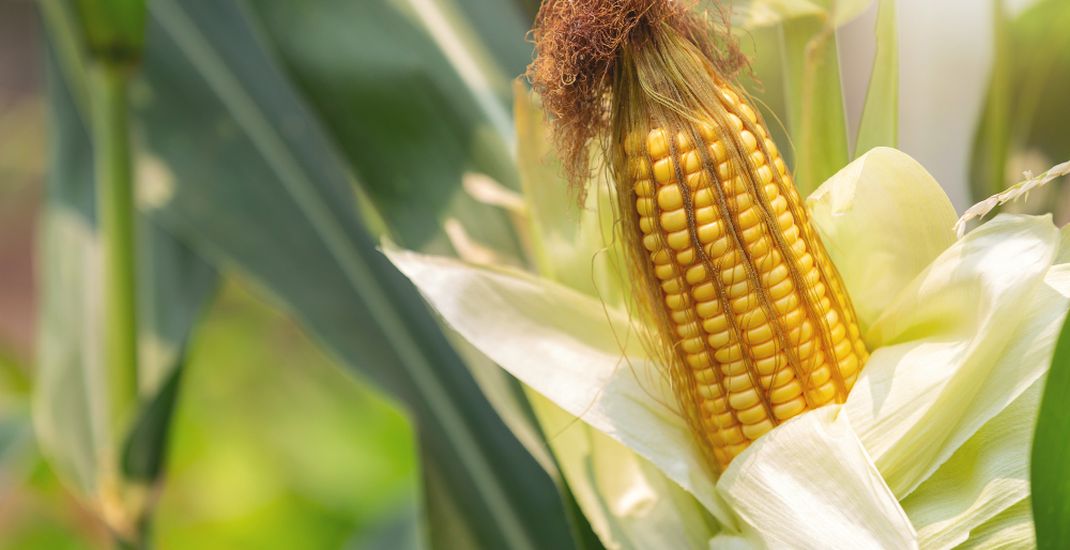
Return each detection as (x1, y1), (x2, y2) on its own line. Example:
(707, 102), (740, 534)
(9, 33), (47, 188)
(712, 411), (735, 428)
(714, 344), (743, 363)
(681, 336), (705, 354)
(810, 382), (837, 404)
(770, 379), (802, 404)
(724, 372), (753, 393)
(642, 234), (660, 252)
(729, 388), (760, 411)
(709, 141), (727, 163)
(688, 171), (712, 191)
(650, 249), (671, 265)
(773, 397), (807, 420)
(695, 300), (721, 319)
(735, 403), (767, 426)
(654, 263), (675, 280)
(675, 131), (694, 152)
(721, 359), (748, 376)
(707, 329), (732, 349)
(742, 419), (773, 440)
(747, 236), (772, 259)
(721, 263), (749, 286)
(685, 264), (707, 285)
(682, 150), (702, 174)
(693, 186), (714, 207)
(739, 307), (766, 329)
(839, 353), (860, 376)
(731, 293), (759, 315)
(694, 206), (717, 225)
(636, 197), (656, 216)
(769, 277), (794, 300)
(701, 314), (728, 335)
(686, 352), (710, 369)
(764, 138), (778, 157)
(666, 229), (691, 250)
(752, 338), (777, 359)
(697, 221), (723, 243)
(720, 88), (740, 106)
(739, 130), (757, 153)
(695, 367), (718, 384)
(770, 194), (789, 214)
(754, 354), (783, 375)
(756, 164), (774, 185)
(634, 178), (654, 197)
(661, 278), (682, 294)
(702, 396), (728, 414)
(777, 210), (793, 231)
(660, 209), (688, 232)
(726, 113), (744, 132)
(677, 322), (702, 339)
(723, 442), (749, 459)
(717, 426), (745, 445)
(762, 367), (794, 389)
(657, 185), (684, 210)
(809, 365), (831, 386)
(835, 338), (854, 360)
(647, 128), (670, 158)
(707, 236), (731, 257)
(724, 280), (749, 301)
(665, 293), (690, 311)
(653, 158), (675, 184)
(639, 216), (655, 233)
(775, 295), (801, 320)
(696, 122), (718, 141)
(739, 103), (758, 124)
(692, 282), (716, 302)
(737, 206), (761, 229)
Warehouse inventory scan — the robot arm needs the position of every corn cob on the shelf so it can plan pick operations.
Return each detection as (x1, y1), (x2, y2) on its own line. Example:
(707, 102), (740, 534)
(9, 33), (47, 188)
(528, 0), (869, 472)
(622, 81), (869, 469)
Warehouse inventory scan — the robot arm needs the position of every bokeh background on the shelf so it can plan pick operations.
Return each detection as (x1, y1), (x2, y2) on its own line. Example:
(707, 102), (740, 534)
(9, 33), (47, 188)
(1, 0), (1067, 547)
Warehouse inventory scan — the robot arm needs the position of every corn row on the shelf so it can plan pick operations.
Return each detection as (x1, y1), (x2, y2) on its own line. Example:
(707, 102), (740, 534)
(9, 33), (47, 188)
(624, 84), (869, 469)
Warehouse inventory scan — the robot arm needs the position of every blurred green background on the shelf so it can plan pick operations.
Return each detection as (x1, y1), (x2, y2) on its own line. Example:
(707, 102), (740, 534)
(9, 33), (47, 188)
(2, 3), (419, 547)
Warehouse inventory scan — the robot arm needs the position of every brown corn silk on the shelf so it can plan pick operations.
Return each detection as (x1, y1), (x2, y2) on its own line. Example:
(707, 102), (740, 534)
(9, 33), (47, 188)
(528, 0), (868, 472)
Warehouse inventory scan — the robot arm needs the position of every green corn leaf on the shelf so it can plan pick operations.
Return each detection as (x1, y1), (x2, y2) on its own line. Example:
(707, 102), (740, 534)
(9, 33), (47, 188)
(969, 0), (1070, 206)
(779, 15), (850, 196)
(247, 0), (522, 253)
(1032, 311), (1070, 548)
(854, 0), (899, 156)
(43, 0), (582, 547)
(35, 29), (218, 537)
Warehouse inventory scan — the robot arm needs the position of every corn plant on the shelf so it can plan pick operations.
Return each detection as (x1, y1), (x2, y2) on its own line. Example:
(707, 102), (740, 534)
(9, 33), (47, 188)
(25, 0), (1070, 548)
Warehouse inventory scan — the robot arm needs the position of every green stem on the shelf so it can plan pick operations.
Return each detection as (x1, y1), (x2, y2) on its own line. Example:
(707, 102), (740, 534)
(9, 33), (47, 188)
(90, 62), (139, 442)
(779, 15), (850, 196)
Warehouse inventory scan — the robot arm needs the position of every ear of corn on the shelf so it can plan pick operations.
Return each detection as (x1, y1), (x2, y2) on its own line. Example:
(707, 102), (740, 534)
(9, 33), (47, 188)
(614, 38), (869, 472)
(527, 0), (869, 473)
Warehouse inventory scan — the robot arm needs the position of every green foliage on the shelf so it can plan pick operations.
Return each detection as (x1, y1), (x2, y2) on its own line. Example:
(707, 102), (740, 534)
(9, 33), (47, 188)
(1032, 313), (1070, 548)
(36, 32), (218, 537)
(73, 0), (146, 63)
(248, 0), (522, 252)
(970, 0), (1070, 205)
(854, 0), (898, 156)
(41, 0), (585, 546)
(154, 281), (417, 549)
(779, 15), (850, 196)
